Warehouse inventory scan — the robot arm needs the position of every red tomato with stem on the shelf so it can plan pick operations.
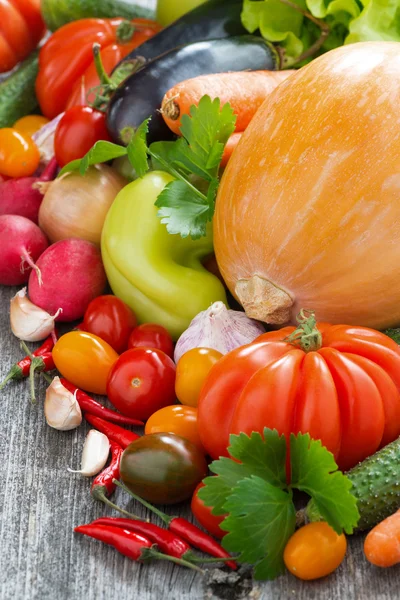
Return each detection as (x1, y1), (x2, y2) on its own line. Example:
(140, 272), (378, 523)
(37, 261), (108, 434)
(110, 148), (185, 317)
(107, 347), (176, 421)
(128, 323), (174, 358)
(145, 405), (203, 452)
(54, 106), (112, 167)
(191, 482), (227, 539)
(83, 295), (137, 354)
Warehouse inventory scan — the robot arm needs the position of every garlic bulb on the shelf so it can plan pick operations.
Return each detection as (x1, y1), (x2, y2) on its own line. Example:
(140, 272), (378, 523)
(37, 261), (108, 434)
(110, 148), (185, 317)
(10, 288), (62, 341)
(174, 301), (265, 363)
(68, 430), (110, 477)
(44, 376), (82, 431)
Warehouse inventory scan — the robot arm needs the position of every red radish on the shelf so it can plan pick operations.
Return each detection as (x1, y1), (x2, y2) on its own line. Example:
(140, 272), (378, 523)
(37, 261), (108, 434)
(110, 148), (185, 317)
(0, 215), (48, 286)
(0, 158), (58, 224)
(28, 239), (106, 322)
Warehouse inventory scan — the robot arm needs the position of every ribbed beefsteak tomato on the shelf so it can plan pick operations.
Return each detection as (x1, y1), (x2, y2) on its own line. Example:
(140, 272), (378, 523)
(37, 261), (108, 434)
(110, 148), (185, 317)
(197, 313), (400, 470)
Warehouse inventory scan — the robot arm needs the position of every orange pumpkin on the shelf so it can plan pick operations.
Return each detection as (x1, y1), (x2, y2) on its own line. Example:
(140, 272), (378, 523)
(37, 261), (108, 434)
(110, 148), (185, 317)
(214, 42), (400, 330)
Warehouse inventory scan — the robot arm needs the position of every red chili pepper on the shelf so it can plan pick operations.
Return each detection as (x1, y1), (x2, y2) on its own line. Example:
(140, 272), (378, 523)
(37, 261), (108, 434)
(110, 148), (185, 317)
(60, 379), (144, 426)
(114, 480), (237, 570)
(84, 413), (140, 449)
(74, 523), (202, 571)
(91, 441), (123, 499)
(92, 517), (191, 559)
(0, 334), (56, 390)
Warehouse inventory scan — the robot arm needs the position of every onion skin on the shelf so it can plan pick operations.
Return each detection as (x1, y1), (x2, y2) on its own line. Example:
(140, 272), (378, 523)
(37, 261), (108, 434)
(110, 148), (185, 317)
(39, 165), (126, 246)
(214, 42), (400, 330)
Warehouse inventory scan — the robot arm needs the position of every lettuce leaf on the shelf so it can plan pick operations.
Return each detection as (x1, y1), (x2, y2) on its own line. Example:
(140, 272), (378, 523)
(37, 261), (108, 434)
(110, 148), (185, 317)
(346, 0), (400, 44)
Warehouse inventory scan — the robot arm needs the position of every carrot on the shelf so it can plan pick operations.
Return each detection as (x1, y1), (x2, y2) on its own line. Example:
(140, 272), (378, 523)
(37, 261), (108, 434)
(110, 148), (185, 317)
(364, 509), (400, 567)
(161, 70), (296, 135)
(220, 132), (242, 168)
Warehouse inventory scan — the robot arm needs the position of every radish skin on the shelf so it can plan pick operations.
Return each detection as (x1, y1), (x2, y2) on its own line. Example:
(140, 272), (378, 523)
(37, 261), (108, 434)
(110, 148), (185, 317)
(0, 158), (58, 224)
(28, 239), (106, 322)
(0, 215), (48, 286)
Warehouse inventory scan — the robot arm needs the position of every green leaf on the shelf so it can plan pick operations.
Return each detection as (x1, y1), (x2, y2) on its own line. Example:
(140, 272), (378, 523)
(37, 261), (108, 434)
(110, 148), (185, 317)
(384, 328), (400, 344)
(290, 433), (359, 534)
(222, 476), (296, 580)
(126, 118), (151, 178)
(58, 140), (127, 177)
(346, 0), (400, 45)
(150, 140), (212, 181)
(155, 180), (210, 239)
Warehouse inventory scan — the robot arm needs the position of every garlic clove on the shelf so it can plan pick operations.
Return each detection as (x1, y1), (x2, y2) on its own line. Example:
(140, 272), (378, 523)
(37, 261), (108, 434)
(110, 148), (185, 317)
(174, 301), (266, 363)
(44, 376), (82, 431)
(10, 287), (62, 342)
(68, 430), (110, 477)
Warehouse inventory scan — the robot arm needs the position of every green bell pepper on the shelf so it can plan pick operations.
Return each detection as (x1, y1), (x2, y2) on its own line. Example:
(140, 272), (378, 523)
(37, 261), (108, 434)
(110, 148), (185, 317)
(101, 171), (227, 340)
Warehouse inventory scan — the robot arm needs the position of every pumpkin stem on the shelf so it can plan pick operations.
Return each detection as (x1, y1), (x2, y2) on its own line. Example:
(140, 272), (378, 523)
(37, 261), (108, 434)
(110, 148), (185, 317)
(284, 309), (322, 352)
(235, 275), (293, 324)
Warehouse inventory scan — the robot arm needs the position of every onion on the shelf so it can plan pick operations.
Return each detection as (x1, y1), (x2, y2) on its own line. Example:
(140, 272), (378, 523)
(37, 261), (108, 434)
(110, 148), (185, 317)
(38, 165), (126, 246)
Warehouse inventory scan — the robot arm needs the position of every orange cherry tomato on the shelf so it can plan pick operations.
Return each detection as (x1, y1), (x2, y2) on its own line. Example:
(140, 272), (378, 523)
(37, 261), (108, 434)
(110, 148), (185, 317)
(283, 522), (347, 580)
(52, 331), (119, 395)
(0, 128), (40, 177)
(175, 348), (223, 407)
(13, 115), (49, 137)
(145, 405), (204, 452)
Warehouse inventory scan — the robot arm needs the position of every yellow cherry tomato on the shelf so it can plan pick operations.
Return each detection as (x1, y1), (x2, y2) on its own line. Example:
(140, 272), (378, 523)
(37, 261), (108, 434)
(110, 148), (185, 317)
(175, 347), (223, 407)
(284, 522), (347, 580)
(145, 405), (204, 452)
(52, 331), (119, 395)
(0, 128), (40, 177)
(13, 115), (49, 138)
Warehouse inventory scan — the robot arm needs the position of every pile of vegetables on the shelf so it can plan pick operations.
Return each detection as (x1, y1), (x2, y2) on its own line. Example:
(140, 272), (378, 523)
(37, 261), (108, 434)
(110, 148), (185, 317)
(2, 0), (400, 589)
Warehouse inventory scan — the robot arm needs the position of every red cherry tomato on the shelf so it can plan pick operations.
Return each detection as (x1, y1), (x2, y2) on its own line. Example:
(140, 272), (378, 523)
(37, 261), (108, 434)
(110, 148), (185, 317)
(107, 347), (176, 421)
(191, 482), (227, 539)
(54, 106), (112, 167)
(128, 323), (174, 358)
(83, 295), (137, 354)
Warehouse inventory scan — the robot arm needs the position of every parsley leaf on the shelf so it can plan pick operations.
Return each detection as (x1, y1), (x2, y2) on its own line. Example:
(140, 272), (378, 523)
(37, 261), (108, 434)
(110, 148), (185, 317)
(126, 118), (151, 178)
(222, 476), (296, 580)
(58, 141), (127, 177)
(154, 180), (210, 239)
(290, 433), (359, 535)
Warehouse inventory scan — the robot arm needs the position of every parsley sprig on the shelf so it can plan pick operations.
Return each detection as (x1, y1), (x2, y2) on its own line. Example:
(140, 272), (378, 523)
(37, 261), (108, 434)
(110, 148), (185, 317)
(59, 95), (236, 239)
(199, 429), (359, 581)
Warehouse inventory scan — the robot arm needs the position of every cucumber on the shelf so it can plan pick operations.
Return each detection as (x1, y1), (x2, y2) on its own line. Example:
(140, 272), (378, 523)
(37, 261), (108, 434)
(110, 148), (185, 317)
(41, 0), (156, 31)
(0, 52), (39, 128)
(306, 437), (400, 531)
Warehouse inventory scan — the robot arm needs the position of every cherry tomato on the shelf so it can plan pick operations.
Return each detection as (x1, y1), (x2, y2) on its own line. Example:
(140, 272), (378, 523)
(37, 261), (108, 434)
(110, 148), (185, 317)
(52, 331), (119, 395)
(284, 522), (347, 580)
(120, 432), (208, 504)
(13, 115), (49, 137)
(54, 106), (112, 167)
(128, 323), (174, 358)
(191, 482), (227, 539)
(83, 295), (137, 354)
(0, 128), (40, 177)
(145, 405), (203, 452)
(107, 348), (176, 421)
(175, 348), (223, 407)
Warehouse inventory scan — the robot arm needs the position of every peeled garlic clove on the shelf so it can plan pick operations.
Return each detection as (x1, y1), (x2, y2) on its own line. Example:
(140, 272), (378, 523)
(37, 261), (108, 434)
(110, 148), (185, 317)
(10, 287), (62, 342)
(174, 301), (266, 363)
(44, 376), (82, 431)
(68, 430), (110, 477)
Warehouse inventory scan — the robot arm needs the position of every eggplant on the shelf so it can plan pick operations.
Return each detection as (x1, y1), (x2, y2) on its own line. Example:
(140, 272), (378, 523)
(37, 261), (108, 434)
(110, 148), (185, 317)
(107, 35), (278, 143)
(118, 0), (246, 66)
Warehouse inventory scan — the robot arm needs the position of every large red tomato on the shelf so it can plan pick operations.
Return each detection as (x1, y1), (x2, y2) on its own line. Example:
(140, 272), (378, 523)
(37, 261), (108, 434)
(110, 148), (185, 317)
(198, 315), (400, 471)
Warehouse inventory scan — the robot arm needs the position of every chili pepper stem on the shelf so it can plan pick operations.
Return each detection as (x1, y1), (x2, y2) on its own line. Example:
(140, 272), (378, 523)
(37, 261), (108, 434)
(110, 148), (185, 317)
(20, 340), (41, 403)
(93, 488), (147, 522)
(186, 554), (237, 564)
(141, 548), (204, 573)
(0, 365), (22, 390)
(113, 479), (171, 525)
(41, 371), (52, 384)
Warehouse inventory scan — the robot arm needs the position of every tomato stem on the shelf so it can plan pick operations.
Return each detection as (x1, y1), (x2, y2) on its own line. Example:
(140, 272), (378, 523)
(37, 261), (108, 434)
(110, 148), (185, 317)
(284, 309), (322, 352)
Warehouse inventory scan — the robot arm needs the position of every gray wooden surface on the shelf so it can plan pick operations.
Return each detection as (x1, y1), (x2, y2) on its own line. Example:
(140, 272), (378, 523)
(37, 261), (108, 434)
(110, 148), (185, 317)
(1, 0), (400, 596)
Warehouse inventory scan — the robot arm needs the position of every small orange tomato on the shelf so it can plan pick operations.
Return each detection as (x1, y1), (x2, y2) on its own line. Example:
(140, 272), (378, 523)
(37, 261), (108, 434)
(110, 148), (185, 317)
(0, 128), (40, 177)
(175, 348), (223, 407)
(13, 115), (49, 137)
(284, 522), (347, 580)
(145, 405), (204, 452)
(52, 331), (119, 395)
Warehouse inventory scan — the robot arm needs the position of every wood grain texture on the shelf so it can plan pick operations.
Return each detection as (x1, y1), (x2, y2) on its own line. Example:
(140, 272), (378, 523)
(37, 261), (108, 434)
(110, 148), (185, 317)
(1, 0), (400, 596)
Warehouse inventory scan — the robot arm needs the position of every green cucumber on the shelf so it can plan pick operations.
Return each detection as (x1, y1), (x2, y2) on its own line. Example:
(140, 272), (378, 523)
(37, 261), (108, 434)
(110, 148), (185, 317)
(0, 51), (39, 128)
(306, 437), (400, 531)
(41, 0), (156, 31)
